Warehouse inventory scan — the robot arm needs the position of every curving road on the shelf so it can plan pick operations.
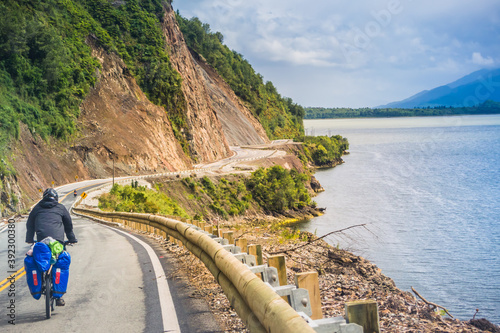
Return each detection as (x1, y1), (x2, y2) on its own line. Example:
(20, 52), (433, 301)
(0, 142), (289, 332)
(0, 182), (221, 332)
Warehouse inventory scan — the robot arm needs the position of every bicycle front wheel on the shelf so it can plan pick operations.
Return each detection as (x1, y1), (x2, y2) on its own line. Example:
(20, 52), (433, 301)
(45, 274), (51, 319)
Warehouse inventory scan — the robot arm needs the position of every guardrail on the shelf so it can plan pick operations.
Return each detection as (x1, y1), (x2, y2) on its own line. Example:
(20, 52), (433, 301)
(72, 208), (318, 332)
(71, 173), (374, 332)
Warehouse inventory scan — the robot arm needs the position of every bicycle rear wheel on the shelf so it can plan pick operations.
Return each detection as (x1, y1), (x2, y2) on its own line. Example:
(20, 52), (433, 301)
(45, 274), (51, 319)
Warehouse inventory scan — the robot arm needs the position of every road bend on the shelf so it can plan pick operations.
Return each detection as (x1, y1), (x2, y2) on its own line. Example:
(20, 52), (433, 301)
(0, 181), (221, 332)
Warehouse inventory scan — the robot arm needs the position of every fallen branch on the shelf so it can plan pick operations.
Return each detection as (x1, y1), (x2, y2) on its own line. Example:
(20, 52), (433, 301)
(268, 223), (367, 254)
(411, 287), (454, 318)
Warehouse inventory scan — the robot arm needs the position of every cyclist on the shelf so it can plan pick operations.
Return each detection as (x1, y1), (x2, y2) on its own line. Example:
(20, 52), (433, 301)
(25, 188), (78, 306)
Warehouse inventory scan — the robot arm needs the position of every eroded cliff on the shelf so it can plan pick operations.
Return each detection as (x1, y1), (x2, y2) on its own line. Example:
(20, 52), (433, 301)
(162, 5), (269, 148)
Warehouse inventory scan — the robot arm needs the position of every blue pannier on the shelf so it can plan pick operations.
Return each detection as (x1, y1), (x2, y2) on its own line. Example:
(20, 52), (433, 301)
(52, 251), (71, 299)
(33, 242), (52, 272)
(24, 256), (42, 300)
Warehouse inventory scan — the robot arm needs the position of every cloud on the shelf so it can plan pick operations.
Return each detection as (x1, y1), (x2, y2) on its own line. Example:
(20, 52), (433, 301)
(253, 38), (334, 67)
(471, 52), (495, 66)
(174, 0), (500, 107)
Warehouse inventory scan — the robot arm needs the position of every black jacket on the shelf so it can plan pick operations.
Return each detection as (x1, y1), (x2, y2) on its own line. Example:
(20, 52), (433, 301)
(25, 197), (77, 243)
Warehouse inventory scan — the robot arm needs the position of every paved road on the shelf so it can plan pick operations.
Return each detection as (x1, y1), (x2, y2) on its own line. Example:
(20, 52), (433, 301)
(195, 144), (287, 172)
(0, 182), (221, 332)
(0, 142), (290, 332)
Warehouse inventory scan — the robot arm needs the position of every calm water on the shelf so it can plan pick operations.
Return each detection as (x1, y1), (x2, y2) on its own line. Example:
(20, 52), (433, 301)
(303, 115), (500, 324)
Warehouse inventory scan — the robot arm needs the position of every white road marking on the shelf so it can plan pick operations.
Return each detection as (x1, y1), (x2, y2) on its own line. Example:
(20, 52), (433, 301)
(101, 224), (181, 333)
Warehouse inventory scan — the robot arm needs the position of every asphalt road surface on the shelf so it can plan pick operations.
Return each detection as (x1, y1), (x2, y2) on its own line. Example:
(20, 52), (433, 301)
(0, 182), (221, 332)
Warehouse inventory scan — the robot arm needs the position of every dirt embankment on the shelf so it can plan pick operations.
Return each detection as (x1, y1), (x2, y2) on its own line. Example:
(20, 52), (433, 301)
(161, 4), (269, 155)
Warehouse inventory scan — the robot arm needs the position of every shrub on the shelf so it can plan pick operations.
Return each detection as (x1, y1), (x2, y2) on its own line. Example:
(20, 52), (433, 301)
(98, 184), (188, 218)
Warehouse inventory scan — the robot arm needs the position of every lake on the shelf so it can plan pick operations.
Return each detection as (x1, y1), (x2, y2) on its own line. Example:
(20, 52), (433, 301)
(302, 115), (500, 324)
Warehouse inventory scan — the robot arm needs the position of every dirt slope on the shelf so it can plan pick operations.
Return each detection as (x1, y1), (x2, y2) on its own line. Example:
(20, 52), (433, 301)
(162, 5), (269, 148)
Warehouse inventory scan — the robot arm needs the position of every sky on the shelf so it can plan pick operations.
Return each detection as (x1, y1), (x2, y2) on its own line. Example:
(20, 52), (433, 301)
(173, 0), (500, 108)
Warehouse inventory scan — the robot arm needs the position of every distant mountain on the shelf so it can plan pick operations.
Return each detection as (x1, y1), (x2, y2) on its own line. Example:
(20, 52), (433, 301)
(379, 68), (500, 108)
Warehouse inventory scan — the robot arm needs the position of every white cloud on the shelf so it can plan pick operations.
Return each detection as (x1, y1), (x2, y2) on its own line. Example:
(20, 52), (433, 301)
(471, 52), (494, 66)
(174, 0), (500, 107)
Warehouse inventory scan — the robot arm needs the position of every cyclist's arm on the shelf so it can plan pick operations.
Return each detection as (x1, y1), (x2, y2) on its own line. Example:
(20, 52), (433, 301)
(62, 205), (77, 243)
(25, 209), (36, 243)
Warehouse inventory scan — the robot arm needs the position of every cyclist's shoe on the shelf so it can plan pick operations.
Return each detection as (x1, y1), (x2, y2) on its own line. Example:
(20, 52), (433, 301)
(56, 298), (65, 306)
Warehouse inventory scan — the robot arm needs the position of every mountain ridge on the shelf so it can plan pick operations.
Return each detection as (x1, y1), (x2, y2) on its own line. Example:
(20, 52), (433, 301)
(379, 68), (500, 108)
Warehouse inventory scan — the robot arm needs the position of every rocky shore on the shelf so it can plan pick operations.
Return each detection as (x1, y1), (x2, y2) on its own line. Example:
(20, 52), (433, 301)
(148, 221), (498, 333)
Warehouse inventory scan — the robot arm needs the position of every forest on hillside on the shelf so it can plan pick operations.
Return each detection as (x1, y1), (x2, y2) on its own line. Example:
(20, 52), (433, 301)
(304, 100), (500, 119)
(0, 0), (304, 177)
(0, 0), (184, 165)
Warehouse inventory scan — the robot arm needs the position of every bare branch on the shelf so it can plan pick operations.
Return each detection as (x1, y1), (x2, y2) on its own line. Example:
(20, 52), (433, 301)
(269, 223), (368, 254)
(411, 287), (454, 318)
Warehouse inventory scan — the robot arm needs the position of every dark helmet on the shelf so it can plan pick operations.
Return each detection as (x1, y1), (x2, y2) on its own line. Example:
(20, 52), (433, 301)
(43, 188), (58, 202)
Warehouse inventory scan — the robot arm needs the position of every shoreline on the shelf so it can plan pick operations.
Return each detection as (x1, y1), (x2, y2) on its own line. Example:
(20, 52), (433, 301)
(304, 112), (500, 120)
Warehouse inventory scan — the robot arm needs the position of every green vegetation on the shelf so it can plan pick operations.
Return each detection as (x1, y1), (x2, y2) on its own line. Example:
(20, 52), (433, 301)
(183, 176), (251, 219)
(176, 14), (304, 139)
(180, 166), (313, 219)
(0, 0), (100, 143)
(100, 166), (314, 221)
(0, 0), (190, 156)
(98, 183), (189, 218)
(294, 135), (349, 167)
(246, 166), (312, 213)
(304, 100), (500, 119)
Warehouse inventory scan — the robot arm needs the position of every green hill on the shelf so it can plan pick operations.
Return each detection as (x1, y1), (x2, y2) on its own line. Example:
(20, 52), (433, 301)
(304, 100), (500, 119)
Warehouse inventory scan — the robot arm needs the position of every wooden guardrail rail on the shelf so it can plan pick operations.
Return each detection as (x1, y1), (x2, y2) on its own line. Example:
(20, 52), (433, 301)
(72, 208), (316, 333)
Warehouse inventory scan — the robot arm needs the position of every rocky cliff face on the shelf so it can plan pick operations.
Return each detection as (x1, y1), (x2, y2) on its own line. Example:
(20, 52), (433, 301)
(162, 5), (269, 148)
(2, 3), (270, 215)
(78, 41), (192, 175)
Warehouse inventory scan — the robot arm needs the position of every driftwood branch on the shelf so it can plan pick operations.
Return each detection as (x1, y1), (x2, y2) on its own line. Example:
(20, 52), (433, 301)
(411, 287), (454, 318)
(268, 223), (367, 255)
